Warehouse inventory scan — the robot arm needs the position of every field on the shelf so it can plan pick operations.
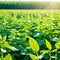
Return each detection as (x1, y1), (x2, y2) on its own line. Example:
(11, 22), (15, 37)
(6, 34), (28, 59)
(0, 10), (60, 60)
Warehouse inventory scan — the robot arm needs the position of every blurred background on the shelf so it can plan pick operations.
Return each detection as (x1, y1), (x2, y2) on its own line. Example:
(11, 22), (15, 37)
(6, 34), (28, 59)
(0, 0), (60, 9)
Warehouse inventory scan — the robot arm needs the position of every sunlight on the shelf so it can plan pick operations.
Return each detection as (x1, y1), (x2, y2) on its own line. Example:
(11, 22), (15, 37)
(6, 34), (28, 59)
(45, 2), (58, 9)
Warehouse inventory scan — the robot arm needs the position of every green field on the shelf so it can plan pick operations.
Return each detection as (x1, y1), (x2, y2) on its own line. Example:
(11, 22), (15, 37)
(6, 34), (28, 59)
(0, 10), (60, 60)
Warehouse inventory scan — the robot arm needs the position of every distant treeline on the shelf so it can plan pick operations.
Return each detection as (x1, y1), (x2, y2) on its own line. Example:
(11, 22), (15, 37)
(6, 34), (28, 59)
(0, 2), (60, 9)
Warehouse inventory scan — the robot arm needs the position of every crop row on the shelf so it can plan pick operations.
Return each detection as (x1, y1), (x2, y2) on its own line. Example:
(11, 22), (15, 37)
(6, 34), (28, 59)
(0, 10), (60, 60)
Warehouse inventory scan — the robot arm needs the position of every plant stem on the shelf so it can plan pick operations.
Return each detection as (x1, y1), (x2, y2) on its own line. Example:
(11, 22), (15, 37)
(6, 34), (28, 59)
(36, 52), (39, 60)
(1, 37), (4, 60)
(1, 53), (4, 60)
(49, 51), (51, 60)
(55, 50), (58, 60)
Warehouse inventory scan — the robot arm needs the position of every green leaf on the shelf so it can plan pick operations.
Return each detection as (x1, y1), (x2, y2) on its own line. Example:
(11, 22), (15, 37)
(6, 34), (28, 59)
(55, 43), (60, 49)
(0, 35), (2, 40)
(46, 40), (52, 50)
(4, 54), (12, 60)
(29, 37), (39, 52)
(0, 58), (1, 60)
(4, 43), (11, 49)
(3, 35), (6, 42)
(30, 54), (36, 60)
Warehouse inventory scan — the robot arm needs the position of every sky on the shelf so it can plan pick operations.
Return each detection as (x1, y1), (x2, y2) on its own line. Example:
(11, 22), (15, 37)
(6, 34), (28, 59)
(0, 0), (60, 2)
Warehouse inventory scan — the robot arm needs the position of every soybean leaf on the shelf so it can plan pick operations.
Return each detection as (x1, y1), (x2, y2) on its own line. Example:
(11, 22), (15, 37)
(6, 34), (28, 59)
(4, 43), (11, 49)
(3, 35), (6, 42)
(30, 54), (36, 60)
(46, 40), (52, 50)
(4, 54), (12, 60)
(29, 37), (39, 52)
(0, 35), (2, 40)
(55, 43), (60, 49)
